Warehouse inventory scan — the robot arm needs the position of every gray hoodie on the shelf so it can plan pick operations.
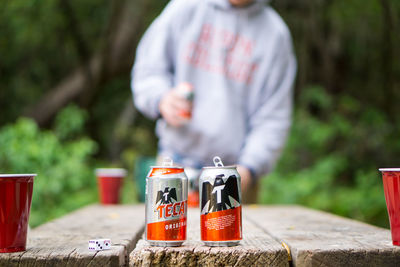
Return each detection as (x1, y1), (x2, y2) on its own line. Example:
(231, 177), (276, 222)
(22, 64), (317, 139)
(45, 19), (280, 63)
(131, 0), (296, 178)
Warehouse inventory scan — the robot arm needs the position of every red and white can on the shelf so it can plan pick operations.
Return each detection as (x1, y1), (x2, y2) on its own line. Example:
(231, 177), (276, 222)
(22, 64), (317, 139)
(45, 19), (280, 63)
(145, 158), (188, 247)
(177, 82), (194, 120)
(199, 157), (242, 246)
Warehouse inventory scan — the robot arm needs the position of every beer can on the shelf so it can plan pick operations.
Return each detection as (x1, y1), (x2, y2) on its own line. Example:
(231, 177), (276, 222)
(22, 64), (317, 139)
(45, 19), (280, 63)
(199, 156), (242, 246)
(177, 82), (194, 120)
(145, 157), (188, 247)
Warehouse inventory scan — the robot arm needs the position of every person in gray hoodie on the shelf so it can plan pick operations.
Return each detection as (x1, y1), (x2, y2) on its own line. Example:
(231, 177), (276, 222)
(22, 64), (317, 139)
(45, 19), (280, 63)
(131, 0), (297, 203)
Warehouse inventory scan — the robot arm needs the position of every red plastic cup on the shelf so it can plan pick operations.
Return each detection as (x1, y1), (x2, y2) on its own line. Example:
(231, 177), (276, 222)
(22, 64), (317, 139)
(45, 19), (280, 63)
(188, 191), (199, 208)
(96, 168), (126, 205)
(379, 168), (400, 246)
(0, 174), (36, 253)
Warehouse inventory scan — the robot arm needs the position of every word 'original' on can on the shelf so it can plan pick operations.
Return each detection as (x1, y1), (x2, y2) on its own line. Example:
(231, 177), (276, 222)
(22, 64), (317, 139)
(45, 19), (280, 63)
(145, 157), (188, 247)
(199, 156), (242, 247)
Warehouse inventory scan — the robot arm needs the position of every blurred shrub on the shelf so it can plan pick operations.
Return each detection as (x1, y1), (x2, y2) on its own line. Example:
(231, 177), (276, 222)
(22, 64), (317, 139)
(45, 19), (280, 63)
(261, 86), (391, 228)
(54, 104), (88, 140)
(0, 105), (98, 227)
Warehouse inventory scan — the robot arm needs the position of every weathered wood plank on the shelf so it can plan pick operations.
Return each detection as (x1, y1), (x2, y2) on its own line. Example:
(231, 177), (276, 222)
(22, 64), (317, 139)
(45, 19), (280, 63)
(129, 208), (289, 267)
(245, 205), (400, 267)
(5, 204), (396, 267)
(0, 204), (145, 267)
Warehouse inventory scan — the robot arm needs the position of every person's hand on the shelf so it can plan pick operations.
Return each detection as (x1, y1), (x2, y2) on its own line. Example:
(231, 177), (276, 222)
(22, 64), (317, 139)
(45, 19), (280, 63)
(236, 165), (252, 194)
(159, 83), (193, 127)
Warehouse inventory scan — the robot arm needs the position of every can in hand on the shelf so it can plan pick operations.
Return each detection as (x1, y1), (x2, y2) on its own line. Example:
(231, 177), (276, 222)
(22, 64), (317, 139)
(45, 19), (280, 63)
(145, 157), (188, 247)
(199, 156), (242, 246)
(177, 82), (194, 120)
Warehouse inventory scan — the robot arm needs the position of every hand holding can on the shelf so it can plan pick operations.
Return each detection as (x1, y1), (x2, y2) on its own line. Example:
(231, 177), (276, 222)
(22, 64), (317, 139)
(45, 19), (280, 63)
(176, 82), (194, 120)
(159, 82), (193, 127)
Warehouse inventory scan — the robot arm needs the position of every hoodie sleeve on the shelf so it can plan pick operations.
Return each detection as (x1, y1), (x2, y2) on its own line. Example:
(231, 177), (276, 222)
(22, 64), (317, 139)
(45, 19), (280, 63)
(238, 33), (297, 179)
(131, 0), (191, 119)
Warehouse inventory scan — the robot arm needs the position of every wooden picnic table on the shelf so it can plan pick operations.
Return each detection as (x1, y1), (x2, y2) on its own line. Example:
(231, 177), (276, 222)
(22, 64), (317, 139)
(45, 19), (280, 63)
(0, 204), (399, 266)
(0, 205), (144, 267)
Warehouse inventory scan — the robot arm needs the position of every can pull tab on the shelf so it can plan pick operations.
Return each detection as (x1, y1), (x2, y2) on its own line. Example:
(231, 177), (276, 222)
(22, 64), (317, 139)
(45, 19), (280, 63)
(162, 157), (173, 167)
(213, 156), (224, 167)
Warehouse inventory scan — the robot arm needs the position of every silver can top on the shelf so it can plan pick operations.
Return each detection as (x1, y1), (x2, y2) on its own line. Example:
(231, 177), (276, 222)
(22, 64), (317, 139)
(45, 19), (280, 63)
(202, 156), (237, 170)
(150, 157), (184, 170)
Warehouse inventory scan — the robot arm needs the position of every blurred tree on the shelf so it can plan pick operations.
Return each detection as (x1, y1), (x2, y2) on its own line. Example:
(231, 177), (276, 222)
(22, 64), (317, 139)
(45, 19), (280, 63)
(0, 0), (166, 160)
(1, 0), (399, 157)
(24, 0), (153, 125)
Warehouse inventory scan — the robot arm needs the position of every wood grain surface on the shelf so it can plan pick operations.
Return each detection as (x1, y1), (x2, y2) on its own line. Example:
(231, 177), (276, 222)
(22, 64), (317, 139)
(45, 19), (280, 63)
(0, 204), (145, 267)
(2, 204), (399, 267)
(130, 208), (289, 267)
(245, 205), (400, 267)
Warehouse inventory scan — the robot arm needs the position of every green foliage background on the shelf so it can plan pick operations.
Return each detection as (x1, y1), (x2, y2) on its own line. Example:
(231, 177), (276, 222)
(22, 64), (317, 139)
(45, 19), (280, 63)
(1, 0), (399, 228)
(0, 106), (137, 227)
(0, 106), (97, 226)
(260, 87), (393, 228)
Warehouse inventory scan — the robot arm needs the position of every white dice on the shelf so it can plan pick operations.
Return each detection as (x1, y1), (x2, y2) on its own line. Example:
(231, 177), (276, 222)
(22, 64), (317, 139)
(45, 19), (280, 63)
(88, 239), (111, 251)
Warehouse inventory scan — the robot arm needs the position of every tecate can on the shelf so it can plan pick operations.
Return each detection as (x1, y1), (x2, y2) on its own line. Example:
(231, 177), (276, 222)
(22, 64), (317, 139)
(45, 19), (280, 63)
(177, 82), (194, 120)
(199, 156), (242, 246)
(145, 157), (188, 247)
